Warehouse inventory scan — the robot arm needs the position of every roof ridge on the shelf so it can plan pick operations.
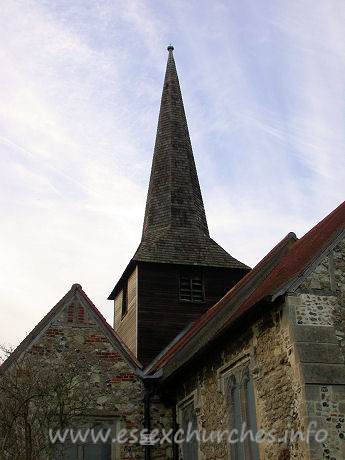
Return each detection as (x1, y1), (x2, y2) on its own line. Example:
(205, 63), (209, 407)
(292, 200), (345, 250)
(268, 200), (345, 298)
(145, 231), (297, 374)
(145, 201), (345, 377)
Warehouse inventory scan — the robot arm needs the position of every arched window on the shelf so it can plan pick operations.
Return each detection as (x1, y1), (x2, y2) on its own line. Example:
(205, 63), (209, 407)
(224, 363), (260, 460)
(178, 395), (200, 460)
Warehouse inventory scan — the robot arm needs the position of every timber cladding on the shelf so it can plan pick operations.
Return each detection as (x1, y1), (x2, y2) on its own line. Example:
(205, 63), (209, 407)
(114, 266), (138, 356)
(137, 262), (247, 367)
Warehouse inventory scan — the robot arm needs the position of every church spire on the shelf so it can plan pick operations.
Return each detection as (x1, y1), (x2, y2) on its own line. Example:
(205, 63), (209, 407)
(142, 45), (209, 237)
(133, 47), (248, 269)
(109, 47), (249, 365)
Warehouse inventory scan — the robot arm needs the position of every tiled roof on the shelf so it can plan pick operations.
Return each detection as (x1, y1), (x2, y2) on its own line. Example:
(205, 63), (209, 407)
(146, 200), (345, 377)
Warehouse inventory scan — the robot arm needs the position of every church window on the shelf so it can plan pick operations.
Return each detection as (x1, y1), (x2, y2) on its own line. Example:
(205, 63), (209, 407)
(178, 395), (199, 460)
(51, 420), (118, 460)
(179, 274), (204, 302)
(221, 359), (260, 460)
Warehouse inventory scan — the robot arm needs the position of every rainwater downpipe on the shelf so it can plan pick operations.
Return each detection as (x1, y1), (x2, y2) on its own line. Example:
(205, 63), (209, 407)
(138, 369), (162, 460)
(144, 386), (154, 460)
(172, 404), (179, 460)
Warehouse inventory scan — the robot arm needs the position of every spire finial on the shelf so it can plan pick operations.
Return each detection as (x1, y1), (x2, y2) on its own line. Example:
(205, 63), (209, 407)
(167, 44), (174, 52)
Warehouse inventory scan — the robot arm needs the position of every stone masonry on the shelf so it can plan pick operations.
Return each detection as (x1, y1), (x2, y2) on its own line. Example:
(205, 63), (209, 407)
(22, 290), (173, 460)
(166, 302), (307, 460)
(287, 235), (345, 460)
(161, 236), (345, 460)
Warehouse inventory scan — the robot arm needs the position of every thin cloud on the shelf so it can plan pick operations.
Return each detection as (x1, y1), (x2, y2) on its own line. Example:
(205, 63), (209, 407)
(1, 0), (344, 347)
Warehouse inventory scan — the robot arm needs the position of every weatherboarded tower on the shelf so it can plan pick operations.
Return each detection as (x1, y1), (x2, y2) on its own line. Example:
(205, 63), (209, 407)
(108, 47), (249, 366)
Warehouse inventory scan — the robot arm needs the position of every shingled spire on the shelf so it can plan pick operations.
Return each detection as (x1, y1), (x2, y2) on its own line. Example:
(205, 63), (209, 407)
(142, 44), (209, 237)
(133, 46), (247, 269)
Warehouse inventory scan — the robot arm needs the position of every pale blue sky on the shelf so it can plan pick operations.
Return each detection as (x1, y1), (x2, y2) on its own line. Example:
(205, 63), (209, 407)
(1, 0), (344, 347)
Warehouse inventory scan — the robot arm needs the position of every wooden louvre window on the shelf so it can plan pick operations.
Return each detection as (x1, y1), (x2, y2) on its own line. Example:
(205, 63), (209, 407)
(180, 274), (204, 302)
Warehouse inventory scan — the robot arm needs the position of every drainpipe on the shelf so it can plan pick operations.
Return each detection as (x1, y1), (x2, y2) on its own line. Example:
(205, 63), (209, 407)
(144, 386), (155, 460)
(172, 404), (179, 460)
(136, 369), (163, 460)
